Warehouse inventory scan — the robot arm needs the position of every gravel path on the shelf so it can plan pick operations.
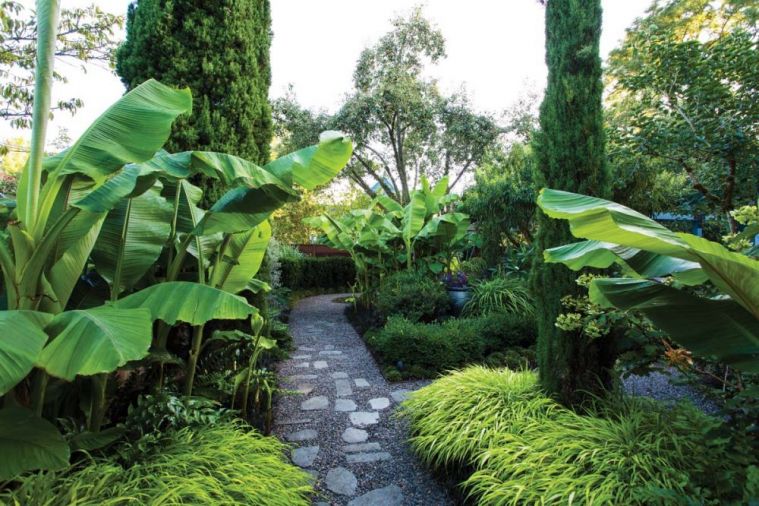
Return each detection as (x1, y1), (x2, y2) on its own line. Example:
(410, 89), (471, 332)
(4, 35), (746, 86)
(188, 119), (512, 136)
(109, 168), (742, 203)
(273, 294), (453, 506)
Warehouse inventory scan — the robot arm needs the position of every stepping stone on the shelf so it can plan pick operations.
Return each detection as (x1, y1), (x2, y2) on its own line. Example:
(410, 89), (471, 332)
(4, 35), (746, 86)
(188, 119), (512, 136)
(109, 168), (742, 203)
(347, 485), (403, 506)
(335, 399), (357, 412)
(349, 411), (379, 428)
(301, 396), (329, 411)
(390, 389), (412, 403)
(354, 378), (370, 388)
(313, 360), (328, 369)
(298, 346), (316, 352)
(296, 384), (314, 395)
(368, 397), (390, 410)
(291, 446), (319, 467)
(276, 418), (312, 426)
(292, 354), (311, 360)
(294, 362), (310, 369)
(335, 379), (353, 397)
(324, 345), (335, 350)
(285, 429), (318, 442)
(290, 374), (318, 381)
(341, 427), (368, 443)
(325, 467), (358, 496)
(342, 442), (381, 453)
(346, 451), (392, 464)
(307, 470), (319, 483)
(331, 372), (349, 379)
(319, 350), (343, 356)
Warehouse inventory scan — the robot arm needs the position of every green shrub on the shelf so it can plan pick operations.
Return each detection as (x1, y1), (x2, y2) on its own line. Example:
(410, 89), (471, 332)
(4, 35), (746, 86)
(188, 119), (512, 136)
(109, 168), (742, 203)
(401, 367), (756, 504)
(463, 276), (534, 317)
(369, 312), (536, 378)
(376, 270), (450, 323)
(125, 393), (236, 436)
(2, 422), (313, 505)
(279, 256), (355, 290)
(459, 257), (488, 281)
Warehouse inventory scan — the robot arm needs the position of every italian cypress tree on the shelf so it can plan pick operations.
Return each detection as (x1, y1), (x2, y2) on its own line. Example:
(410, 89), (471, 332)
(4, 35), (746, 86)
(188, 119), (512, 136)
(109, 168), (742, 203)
(531, 0), (614, 405)
(116, 0), (273, 199)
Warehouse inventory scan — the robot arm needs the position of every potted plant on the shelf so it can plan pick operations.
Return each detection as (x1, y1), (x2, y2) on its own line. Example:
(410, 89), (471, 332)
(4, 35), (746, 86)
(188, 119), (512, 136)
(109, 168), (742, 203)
(441, 270), (470, 313)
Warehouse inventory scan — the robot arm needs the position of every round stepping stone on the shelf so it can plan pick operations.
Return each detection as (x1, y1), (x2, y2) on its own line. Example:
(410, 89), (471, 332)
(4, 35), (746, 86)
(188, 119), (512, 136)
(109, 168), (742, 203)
(368, 397), (390, 410)
(291, 446), (319, 467)
(285, 429), (318, 442)
(354, 378), (370, 388)
(301, 396), (329, 411)
(390, 389), (412, 403)
(296, 384), (314, 395)
(341, 427), (368, 443)
(349, 411), (379, 428)
(335, 399), (357, 412)
(325, 467), (358, 496)
(331, 372), (349, 379)
(347, 485), (403, 506)
(313, 360), (328, 369)
(343, 442), (381, 453)
(346, 451), (392, 464)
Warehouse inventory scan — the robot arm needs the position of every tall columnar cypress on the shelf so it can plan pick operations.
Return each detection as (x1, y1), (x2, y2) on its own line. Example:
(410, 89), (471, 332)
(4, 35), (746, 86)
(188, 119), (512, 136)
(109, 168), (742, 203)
(531, 0), (614, 405)
(116, 0), (273, 200)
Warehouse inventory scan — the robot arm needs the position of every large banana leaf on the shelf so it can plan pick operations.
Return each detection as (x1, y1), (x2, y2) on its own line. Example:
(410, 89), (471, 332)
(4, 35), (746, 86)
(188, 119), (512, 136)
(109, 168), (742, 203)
(265, 131), (353, 190)
(0, 311), (52, 395)
(37, 306), (153, 381)
(91, 183), (173, 295)
(210, 221), (271, 294)
(403, 191), (428, 245)
(0, 408), (70, 480)
(590, 278), (759, 373)
(538, 189), (759, 320)
(113, 281), (257, 325)
(198, 184), (296, 236)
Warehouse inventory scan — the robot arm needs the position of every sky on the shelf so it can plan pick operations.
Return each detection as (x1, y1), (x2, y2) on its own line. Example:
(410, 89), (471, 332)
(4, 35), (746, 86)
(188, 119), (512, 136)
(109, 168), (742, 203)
(2, 0), (653, 143)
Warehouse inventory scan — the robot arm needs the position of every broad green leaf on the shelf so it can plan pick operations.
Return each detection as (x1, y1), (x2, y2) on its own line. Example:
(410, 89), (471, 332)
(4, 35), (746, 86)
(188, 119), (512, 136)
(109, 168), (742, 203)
(374, 195), (403, 215)
(113, 281), (257, 325)
(538, 188), (759, 319)
(0, 408), (70, 480)
(0, 311), (52, 395)
(245, 278), (271, 294)
(403, 191), (427, 244)
(265, 131), (353, 190)
(211, 221), (272, 294)
(590, 278), (759, 372)
(544, 240), (706, 283)
(198, 185), (291, 235)
(38, 306), (153, 381)
(91, 184), (173, 294)
(69, 426), (125, 452)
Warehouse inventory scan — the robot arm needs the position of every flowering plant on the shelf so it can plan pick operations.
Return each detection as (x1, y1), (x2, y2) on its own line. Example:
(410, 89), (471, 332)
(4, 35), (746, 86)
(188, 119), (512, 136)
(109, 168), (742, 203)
(441, 271), (468, 289)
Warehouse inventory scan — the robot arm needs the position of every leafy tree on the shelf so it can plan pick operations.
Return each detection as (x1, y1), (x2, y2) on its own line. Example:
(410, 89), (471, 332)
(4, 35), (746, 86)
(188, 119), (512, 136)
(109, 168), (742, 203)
(531, 0), (614, 405)
(116, 0), (274, 199)
(0, 1), (122, 128)
(606, 0), (758, 232)
(274, 7), (501, 204)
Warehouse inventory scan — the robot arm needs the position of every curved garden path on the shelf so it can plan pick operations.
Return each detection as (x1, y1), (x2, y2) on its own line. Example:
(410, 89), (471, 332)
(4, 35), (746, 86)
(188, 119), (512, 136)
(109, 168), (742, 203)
(274, 294), (452, 506)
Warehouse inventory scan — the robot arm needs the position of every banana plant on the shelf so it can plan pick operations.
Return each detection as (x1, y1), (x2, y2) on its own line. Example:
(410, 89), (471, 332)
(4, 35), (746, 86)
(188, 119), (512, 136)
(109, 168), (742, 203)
(537, 188), (759, 373)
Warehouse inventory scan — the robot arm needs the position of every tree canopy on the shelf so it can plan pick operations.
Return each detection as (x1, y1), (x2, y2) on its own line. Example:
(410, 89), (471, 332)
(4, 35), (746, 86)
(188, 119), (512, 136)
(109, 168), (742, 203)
(0, 1), (122, 128)
(274, 7), (501, 204)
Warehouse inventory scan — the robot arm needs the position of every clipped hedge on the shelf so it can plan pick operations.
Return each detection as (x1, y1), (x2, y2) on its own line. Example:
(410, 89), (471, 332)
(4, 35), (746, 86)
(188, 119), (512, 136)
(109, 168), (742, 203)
(368, 312), (536, 379)
(400, 367), (757, 504)
(279, 256), (355, 291)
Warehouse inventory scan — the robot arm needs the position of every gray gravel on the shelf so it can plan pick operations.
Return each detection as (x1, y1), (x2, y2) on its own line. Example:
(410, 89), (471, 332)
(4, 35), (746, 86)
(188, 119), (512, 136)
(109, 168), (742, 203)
(273, 293), (452, 506)
(622, 368), (720, 414)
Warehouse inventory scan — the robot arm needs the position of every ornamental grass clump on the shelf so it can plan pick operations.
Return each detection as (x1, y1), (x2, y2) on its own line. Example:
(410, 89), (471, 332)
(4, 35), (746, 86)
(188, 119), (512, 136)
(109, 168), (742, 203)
(2, 422), (313, 505)
(401, 366), (756, 504)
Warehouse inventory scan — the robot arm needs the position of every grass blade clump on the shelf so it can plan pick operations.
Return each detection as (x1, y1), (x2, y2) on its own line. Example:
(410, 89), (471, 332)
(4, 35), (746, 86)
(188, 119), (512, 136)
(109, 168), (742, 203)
(401, 366), (755, 505)
(2, 421), (313, 505)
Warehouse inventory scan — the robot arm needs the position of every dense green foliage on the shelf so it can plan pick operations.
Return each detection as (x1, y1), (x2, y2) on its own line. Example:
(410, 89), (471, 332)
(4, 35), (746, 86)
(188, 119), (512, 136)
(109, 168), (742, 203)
(531, 0), (614, 405)
(116, 0), (273, 200)
(1, 422), (313, 505)
(401, 367), (757, 504)
(375, 270), (450, 323)
(370, 313), (536, 379)
(462, 276), (534, 317)
(279, 256), (356, 291)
